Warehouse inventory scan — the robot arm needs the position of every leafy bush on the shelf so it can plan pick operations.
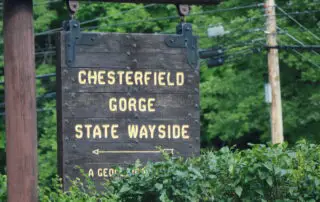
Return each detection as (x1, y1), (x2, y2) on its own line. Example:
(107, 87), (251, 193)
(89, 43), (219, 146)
(1, 141), (320, 201)
(102, 141), (320, 201)
(0, 174), (6, 201)
(39, 177), (118, 202)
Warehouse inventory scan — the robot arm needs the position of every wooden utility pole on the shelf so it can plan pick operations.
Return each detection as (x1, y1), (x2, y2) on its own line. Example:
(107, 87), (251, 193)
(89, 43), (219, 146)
(265, 0), (284, 144)
(4, 0), (38, 201)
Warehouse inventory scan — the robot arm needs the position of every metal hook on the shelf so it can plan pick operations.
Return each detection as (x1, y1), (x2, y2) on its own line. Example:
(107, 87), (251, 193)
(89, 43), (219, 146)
(66, 0), (79, 17)
(176, 4), (191, 22)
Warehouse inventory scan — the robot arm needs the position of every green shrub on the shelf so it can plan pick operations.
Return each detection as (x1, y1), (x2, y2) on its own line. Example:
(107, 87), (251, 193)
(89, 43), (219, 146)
(103, 141), (320, 201)
(1, 141), (320, 201)
(39, 177), (118, 202)
(0, 174), (6, 201)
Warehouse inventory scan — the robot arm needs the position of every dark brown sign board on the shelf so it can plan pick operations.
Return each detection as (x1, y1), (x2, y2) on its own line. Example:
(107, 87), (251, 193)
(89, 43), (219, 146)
(56, 23), (200, 190)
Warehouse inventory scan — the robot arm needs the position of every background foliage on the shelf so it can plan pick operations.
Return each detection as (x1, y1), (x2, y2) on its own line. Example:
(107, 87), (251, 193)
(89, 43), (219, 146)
(0, 0), (319, 199)
(1, 141), (320, 201)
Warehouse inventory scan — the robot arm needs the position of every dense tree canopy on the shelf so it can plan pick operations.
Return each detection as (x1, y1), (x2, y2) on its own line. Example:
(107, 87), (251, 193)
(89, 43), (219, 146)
(0, 0), (319, 186)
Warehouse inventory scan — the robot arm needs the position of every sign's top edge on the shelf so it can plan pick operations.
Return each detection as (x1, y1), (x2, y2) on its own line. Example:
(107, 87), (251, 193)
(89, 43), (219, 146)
(60, 31), (182, 37)
(60, 30), (179, 36)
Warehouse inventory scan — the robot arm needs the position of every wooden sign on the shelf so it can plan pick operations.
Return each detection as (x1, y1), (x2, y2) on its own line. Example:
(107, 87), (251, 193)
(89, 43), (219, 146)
(56, 23), (200, 190)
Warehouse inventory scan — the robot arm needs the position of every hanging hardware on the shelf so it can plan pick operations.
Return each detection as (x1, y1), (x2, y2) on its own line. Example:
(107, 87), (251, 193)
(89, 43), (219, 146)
(63, 19), (81, 67)
(63, 0), (81, 66)
(165, 23), (198, 69)
(165, 4), (198, 68)
(66, 0), (80, 17)
(176, 4), (191, 22)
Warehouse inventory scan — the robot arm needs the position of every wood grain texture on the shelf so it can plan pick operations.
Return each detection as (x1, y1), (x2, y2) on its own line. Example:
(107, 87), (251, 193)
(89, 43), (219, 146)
(57, 31), (200, 191)
(62, 93), (199, 119)
(63, 118), (200, 142)
(64, 141), (200, 165)
(56, 32), (65, 187)
(62, 32), (196, 70)
(266, 0), (284, 144)
(4, 0), (38, 201)
(62, 69), (199, 93)
(75, 33), (184, 53)
(68, 52), (190, 70)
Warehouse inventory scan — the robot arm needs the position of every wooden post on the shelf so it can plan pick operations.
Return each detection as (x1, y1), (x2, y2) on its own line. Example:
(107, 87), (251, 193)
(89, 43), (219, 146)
(265, 0), (284, 144)
(4, 0), (38, 201)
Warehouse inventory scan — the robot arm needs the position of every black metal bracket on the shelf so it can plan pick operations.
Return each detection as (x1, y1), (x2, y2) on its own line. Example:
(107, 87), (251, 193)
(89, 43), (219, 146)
(63, 19), (81, 67)
(165, 23), (198, 69)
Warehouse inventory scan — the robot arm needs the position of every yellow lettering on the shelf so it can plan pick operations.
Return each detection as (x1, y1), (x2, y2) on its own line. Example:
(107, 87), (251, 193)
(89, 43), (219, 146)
(108, 97), (156, 112)
(148, 98), (156, 112)
(111, 124), (119, 139)
(153, 72), (157, 86)
(176, 72), (184, 86)
(126, 71), (134, 85)
(97, 168), (103, 177)
(128, 98), (137, 111)
(138, 98), (147, 112)
(158, 125), (166, 139)
(108, 71), (116, 85)
(144, 71), (152, 85)
(88, 70), (97, 84)
(109, 168), (115, 177)
(158, 72), (166, 86)
(88, 169), (94, 177)
(117, 71), (125, 84)
(128, 125), (139, 139)
(109, 98), (117, 112)
(103, 168), (108, 177)
(172, 124), (181, 139)
(93, 125), (102, 139)
(75, 124), (83, 139)
(182, 125), (190, 139)
(119, 98), (127, 111)
(139, 125), (148, 139)
(78, 70), (86, 84)
(84, 124), (93, 139)
(134, 71), (143, 85)
(168, 125), (171, 139)
(95, 168), (118, 177)
(167, 72), (174, 86)
(102, 124), (110, 138)
(98, 71), (106, 85)
(77, 71), (186, 87)
(148, 125), (156, 139)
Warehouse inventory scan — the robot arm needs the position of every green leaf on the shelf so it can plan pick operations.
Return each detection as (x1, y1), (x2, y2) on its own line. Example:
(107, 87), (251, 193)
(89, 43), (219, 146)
(155, 183), (163, 191)
(160, 191), (171, 202)
(0, 134), (4, 149)
(235, 186), (243, 197)
(255, 189), (264, 196)
(266, 177), (273, 187)
(119, 184), (130, 194)
(264, 163), (273, 171)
